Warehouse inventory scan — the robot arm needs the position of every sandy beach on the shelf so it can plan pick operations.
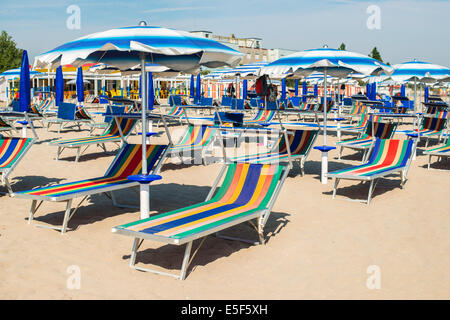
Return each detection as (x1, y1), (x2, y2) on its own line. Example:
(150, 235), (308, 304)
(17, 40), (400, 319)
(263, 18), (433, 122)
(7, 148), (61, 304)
(0, 106), (448, 300)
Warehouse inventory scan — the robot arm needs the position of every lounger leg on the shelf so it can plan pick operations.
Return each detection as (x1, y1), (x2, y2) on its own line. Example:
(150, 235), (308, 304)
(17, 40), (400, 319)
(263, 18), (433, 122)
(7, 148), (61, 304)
(129, 238), (143, 268)
(28, 200), (37, 224)
(367, 180), (375, 205)
(299, 158), (305, 177)
(61, 199), (73, 234)
(338, 146), (342, 160)
(56, 147), (61, 161)
(75, 147), (81, 163)
(179, 241), (193, 280)
(332, 178), (340, 199)
(4, 177), (13, 194)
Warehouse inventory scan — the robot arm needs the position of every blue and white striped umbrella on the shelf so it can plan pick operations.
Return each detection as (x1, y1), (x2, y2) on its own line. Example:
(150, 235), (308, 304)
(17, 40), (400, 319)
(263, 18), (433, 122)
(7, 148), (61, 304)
(390, 60), (450, 83)
(260, 47), (392, 78)
(33, 25), (242, 73)
(0, 67), (41, 80)
(220, 62), (269, 79)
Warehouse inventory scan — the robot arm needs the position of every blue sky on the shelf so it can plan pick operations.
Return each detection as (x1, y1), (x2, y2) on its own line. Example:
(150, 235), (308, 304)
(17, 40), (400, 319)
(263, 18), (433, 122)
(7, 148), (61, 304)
(1, 0), (449, 67)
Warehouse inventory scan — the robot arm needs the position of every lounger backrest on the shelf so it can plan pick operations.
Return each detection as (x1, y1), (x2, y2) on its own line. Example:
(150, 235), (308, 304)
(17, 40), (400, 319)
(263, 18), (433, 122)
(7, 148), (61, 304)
(178, 125), (216, 147)
(366, 139), (414, 168)
(200, 97), (213, 106)
(0, 117), (11, 128)
(104, 143), (167, 178)
(169, 95), (183, 106)
(271, 129), (319, 156)
(364, 119), (397, 139)
(57, 103), (76, 120)
(210, 162), (284, 208)
(421, 116), (447, 131)
(167, 106), (185, 116)
(104, 117), (137, 137)
(75, 106), (92, 120)
(350, 101), (367, 115)
(0, 137), (34, 169)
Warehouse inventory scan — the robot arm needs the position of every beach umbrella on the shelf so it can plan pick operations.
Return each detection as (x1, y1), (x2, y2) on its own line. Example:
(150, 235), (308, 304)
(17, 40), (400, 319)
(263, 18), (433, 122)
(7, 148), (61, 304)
(55, 66), (64, 107)
(33, 22), (242, 219)
(19, 50), (31, 112)
(390, 60), (450, 113)
(314, 84), (318, 97)
(424, 86), (429, 103)
(259, 46), (393, 184)
(302, 81), (307, 102)
(190, 74), (195, 98)
(371, 82), (377, 100)
(281, 78), (286, 100)
(366, 83), (371, 98)
(76, 67), (84, 104)
(400, 84), (405, 96)
(243, 79), (248, 100)
(196, 73), (201, 102)
(295, 79), (299, 96)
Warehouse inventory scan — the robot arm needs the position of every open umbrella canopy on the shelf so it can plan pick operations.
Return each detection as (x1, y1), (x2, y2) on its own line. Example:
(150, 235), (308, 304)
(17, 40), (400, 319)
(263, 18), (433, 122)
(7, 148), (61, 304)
(220, 62), (269, 79)
(260, 47), (393, 78)
(390, 60), (450, 83)
(0, 67), (41, 80)
(33, 25), (242, 73)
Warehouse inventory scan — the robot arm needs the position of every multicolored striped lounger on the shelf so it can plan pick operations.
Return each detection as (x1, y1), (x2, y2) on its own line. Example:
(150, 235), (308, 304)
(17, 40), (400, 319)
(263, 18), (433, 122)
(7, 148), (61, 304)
(0, 137), (36, 194)
(231, 129), (319, 175)
(337, 119), (398, 161)
(404, 116), (448, 147)
(245, 109), (276, 125)
(0, 116), (17, 135)
(423, 139), (450, 170)
(13, 143), (168, 234)
(50, 117), (137, 163)
(112, 162), (289, 280)
(169, 125), (217, 165)
(328, 139), (416, 204)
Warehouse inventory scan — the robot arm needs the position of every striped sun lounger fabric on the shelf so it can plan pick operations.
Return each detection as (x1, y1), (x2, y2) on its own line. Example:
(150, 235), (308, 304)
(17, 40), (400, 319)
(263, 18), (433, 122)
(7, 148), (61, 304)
(16, 144), (167, 200)
(337, 120), (397, 149)
(232, 129), (318, 164)
(329, 139), (414, 180)
(246, 109), (276, 124)
(424, 139), (450, 156)
(0, 137), (34, 171)
(166, 106), (186, 117)
(50, 117), (136, 147)
(0, 116), (14, 131)
(405, 116), (447, 137)
(170, 125), (216, 153)
(113, 162), (284, 242)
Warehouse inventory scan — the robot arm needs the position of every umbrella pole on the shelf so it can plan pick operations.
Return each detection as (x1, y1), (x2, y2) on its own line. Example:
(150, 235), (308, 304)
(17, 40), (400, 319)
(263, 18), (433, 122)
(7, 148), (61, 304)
(321, 68), (328, 184)
(140, 56), (150, 219)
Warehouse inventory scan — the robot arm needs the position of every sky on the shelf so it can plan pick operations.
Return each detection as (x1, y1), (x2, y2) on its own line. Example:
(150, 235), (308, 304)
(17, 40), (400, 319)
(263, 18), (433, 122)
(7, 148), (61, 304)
(1, 0), (449, 67)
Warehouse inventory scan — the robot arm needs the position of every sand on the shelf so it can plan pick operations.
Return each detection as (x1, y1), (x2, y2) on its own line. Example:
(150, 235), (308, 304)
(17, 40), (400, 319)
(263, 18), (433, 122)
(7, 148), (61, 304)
(0, 105), (449, 299)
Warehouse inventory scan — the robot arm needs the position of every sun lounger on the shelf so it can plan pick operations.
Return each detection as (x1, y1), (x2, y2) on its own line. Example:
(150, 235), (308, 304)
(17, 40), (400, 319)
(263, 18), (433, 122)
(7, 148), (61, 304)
(0, 116), (18, 135)
(0, 137), (36, 194)
(13, 143), (168, 234)
(337, 118), (398, 161)
(404, 116), (448, 147)
(112, 161), (289, 280)
(169, 124), (217, 165)
(245, 108), (276, 125)
(328, 138), (416, 204)
(49, 116), (137, 163)
(231, 129), (318, 175)
(423, 138), (450, 170)
(44, 103), (93, 133)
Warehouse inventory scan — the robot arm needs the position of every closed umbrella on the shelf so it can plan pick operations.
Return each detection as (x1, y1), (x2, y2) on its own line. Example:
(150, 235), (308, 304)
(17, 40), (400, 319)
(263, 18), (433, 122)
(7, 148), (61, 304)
(55, 66), (64, 107)
(281, 78), (286, 100)
(302, 81), (307, 102)
(295, 79), (299, 96)
(19, 50), (31, 112)
(314, 84), (318, 97)
(190, 74), (195, 99)
(196, 73), (201, 103)
(242, 79), (248, 100)
(400, 84), (406, 97)
(424, 86), (429, 103)
(76, 66), (84, 104)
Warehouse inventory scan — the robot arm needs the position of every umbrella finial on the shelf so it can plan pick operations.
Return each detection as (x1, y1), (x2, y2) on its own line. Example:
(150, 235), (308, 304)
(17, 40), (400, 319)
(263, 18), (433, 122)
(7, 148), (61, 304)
(139, 21), (147, 26)
(323, 44), (329, 48)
